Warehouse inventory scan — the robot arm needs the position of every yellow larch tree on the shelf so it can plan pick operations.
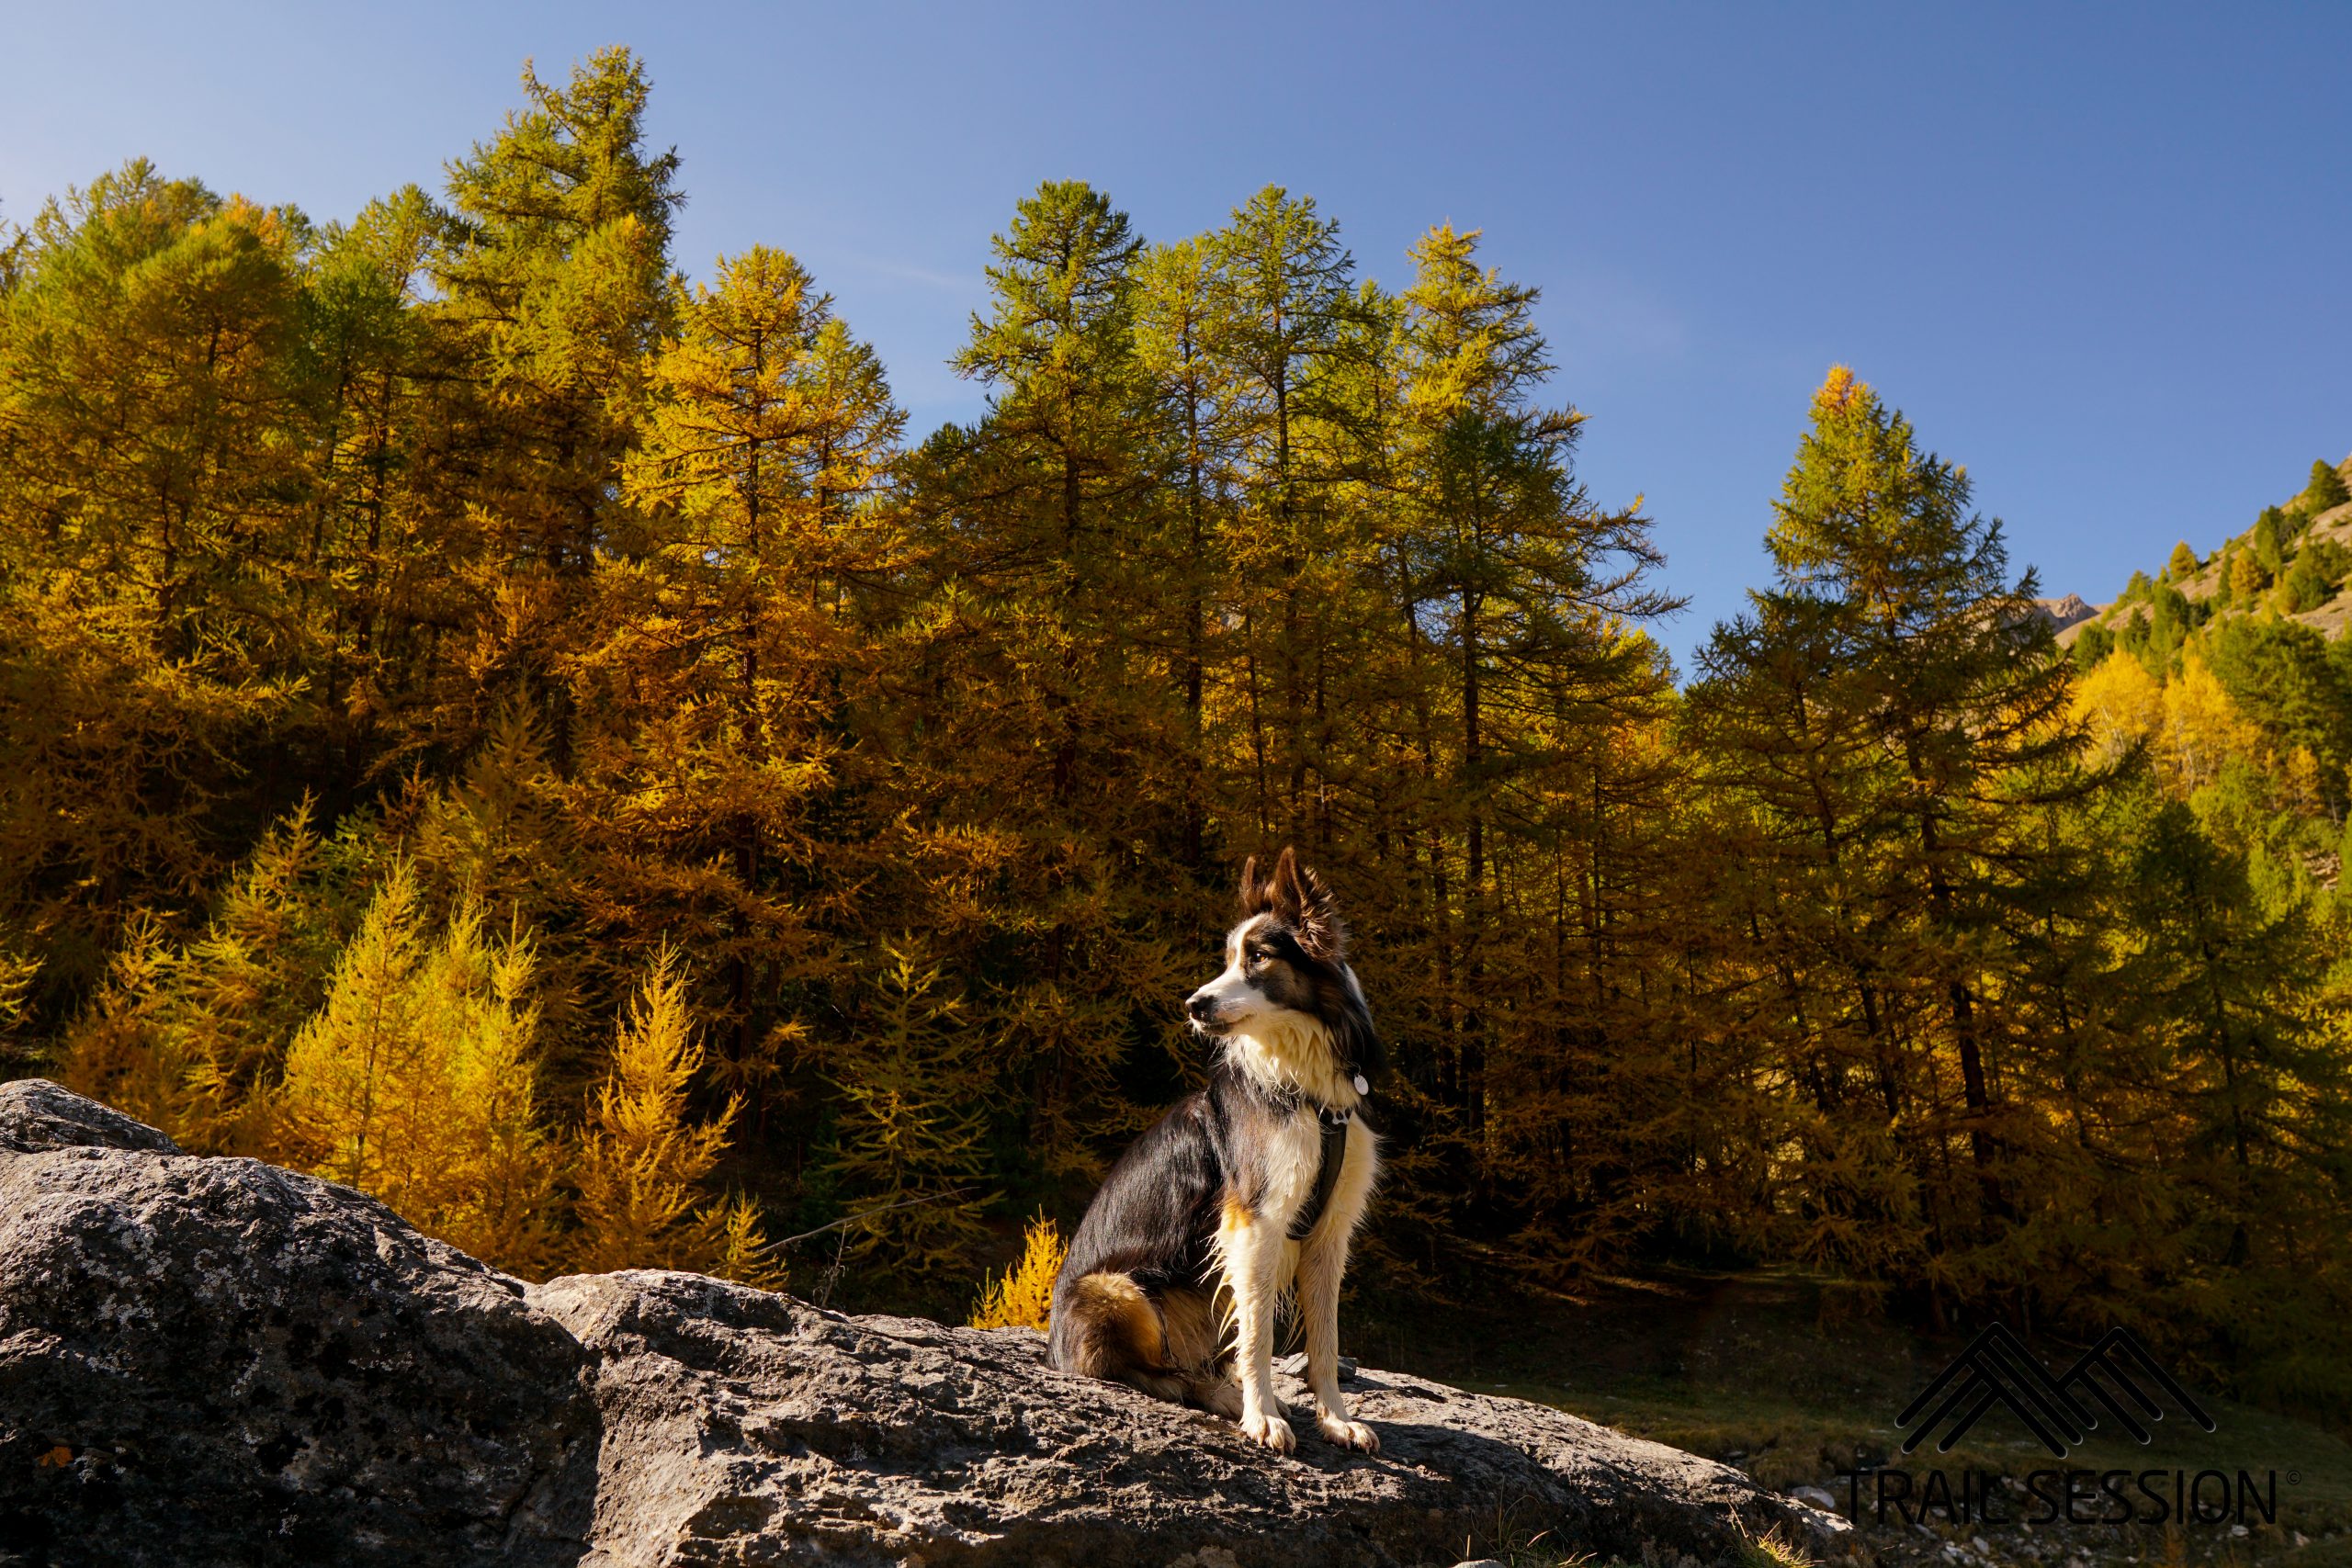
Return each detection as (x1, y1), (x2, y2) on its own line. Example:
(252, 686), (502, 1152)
(2158, 651), (2261, 795)
(2281, 745), (2324, 817)
(2230, 550), (2269, 600)
(968, 1213), (1068, 1332)
(273, 859), (560, 1275)
(569, 949), (744, 1275)
(581, 245), (903, 1121)
(275, 859), (435, 1196)
(425, 910), (561, 1274)
(2070, 649), (2165, 768)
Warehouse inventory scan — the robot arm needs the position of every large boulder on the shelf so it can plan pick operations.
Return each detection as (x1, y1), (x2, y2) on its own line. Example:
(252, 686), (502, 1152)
(0, 1079), (597, 1566)
(533, 1269), (1850, 1568)
(0, 1081), (1854, 1567)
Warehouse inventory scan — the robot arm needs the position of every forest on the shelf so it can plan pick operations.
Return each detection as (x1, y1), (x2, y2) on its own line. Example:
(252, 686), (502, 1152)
(3, 50), (2348, 1414)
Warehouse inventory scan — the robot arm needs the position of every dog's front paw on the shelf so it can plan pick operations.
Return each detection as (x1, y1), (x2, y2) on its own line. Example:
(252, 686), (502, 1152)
(1240, 1409), (1295, 1453)
(1317, 1414), (1380, 1452)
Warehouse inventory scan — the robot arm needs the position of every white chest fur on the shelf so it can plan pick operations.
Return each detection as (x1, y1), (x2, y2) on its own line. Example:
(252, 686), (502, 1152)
(1224, 1016), (1363, 1116)
(1261, 1108), (1328, 1227)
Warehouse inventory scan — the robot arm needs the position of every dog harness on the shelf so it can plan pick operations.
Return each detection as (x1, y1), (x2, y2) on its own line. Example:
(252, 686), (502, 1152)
(1286, 1107), (1354, 1241)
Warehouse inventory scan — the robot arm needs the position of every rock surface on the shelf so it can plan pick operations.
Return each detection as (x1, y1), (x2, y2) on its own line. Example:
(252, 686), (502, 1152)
(0, 1080), (1856, 1567)
(0, 1079), (597, 1567)
(2030, 593), (2098, 635)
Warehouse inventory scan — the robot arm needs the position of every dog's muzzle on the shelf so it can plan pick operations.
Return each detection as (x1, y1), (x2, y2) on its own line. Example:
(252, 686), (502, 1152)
(1185, 990), (1226, 1030)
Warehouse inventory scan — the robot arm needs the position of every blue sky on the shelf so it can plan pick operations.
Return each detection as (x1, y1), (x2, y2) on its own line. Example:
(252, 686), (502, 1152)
(5, 2), (2347, 666)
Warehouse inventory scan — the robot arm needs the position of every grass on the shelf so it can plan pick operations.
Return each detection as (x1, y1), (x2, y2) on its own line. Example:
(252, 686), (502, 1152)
(1476, 1369), (2352, 1527)
(1356, 1267), (2352, 1567)
(1736, 1523), (1819, 1568)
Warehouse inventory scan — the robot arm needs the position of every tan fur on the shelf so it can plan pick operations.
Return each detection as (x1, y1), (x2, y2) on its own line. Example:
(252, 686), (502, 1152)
(1222, 1011), (1364, 1115)
(1204, 1094), (1383, 1454)
(1293, 1115), (1380, 1449)
(1061, 1273), (1255, 1416)
(1214, 1196), (1295, 1450)
(1057, 1272), (1193, 1402)
(1157, 1283), (1225, 1371)
(1061, 1272), (1166, 1375)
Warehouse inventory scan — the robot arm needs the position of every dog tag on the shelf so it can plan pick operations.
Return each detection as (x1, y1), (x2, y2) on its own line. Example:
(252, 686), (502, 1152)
(1352, 1074), (1369, 1096)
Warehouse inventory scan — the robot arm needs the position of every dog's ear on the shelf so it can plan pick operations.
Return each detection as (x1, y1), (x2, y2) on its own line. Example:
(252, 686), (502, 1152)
(1269, 848), (1305, 925)
(1271, 847), (1346, 962)
(1238, 853), (1275, 918)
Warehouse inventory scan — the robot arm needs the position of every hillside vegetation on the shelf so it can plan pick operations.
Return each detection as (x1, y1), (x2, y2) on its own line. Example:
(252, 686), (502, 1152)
(2067, 456), (2352, 650)
(2, 50), (2348, 1415)
(2059, 456), (2352, 897)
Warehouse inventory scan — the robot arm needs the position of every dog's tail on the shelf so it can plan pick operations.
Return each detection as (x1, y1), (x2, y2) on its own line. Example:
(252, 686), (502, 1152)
(1051, 1270), (1193, 1403)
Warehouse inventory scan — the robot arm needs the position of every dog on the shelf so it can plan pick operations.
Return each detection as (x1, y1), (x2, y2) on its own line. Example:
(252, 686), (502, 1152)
(1046, 848), (1384, 1453)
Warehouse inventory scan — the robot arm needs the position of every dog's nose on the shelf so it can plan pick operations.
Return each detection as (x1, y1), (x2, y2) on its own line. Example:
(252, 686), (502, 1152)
(1186, 991), (1216, 1023)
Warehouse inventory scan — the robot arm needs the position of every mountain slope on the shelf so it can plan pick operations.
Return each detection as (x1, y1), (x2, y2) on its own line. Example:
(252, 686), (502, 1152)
(2058, 453), (2352, 649)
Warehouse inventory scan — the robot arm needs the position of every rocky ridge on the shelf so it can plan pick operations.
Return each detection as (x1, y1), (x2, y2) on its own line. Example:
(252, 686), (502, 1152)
(0, 1078), (1854, 1567)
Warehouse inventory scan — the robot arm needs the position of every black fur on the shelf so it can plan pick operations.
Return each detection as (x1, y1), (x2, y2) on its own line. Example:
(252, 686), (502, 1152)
(1048, 1062), (1267, 1325)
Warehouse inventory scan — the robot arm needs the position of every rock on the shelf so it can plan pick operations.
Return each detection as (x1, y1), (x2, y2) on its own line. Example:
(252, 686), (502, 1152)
(0, 1077), (180, 1156)
(534, 1269), (1857, 1566)
(0, 1078), (597, 1566)
(1274, 1348), (1355, 1380)
(2030, 593), (2097, 635)
(0, 1081), (1857, 1567)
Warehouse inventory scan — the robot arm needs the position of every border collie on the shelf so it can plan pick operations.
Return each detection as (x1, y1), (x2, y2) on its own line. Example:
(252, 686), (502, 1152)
(1047, 848), (1384, 1453)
